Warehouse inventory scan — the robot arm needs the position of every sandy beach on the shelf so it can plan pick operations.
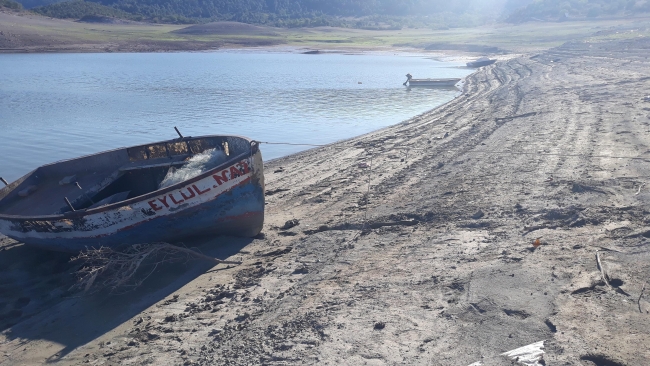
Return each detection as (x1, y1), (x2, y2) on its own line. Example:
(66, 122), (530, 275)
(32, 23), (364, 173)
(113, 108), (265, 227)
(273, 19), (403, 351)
(2, 34), (650, 365)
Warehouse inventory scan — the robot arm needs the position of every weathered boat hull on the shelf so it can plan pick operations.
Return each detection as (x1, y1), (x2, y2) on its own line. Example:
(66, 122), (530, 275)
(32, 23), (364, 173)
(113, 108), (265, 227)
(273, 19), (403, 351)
(0, 136), (265, 252)
(407, 78), (461, 87)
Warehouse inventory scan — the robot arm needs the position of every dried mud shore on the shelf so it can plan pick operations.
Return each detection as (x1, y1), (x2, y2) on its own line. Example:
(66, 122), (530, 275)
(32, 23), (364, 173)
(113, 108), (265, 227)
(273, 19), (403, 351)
(3, 38), (650, 365)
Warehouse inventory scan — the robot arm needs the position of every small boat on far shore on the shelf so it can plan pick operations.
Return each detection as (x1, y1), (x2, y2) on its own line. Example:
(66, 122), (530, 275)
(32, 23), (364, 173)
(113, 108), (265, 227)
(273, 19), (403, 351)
(405, 78), (461, 87)
(466, 57), (496, 68)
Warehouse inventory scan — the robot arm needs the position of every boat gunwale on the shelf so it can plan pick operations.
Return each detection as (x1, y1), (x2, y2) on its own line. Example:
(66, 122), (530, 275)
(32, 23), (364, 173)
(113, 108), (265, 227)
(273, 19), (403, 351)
(0, 134), (259, 221)
(408, 78), (462, 82)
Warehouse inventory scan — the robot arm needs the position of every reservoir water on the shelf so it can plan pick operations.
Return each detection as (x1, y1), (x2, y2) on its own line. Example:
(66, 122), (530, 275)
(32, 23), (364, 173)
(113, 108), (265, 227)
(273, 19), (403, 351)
(0, 51), (471, 182)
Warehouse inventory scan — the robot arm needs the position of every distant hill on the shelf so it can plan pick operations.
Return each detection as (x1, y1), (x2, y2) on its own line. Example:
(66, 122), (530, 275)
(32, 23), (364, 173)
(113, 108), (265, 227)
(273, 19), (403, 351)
(26, 0), (513, 26)
(32, 0), (141, 21)
(500, 0), (535, 18)
(22, 0), (650, 26)
(506, 0), (650, 22)
(1, 0), (23, 10)
(16, 0), (61, 10)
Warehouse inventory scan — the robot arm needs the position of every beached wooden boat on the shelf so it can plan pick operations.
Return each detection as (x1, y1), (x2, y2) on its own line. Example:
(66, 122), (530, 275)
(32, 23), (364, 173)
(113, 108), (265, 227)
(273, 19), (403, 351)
(466, 57), (496, 68)
(0, 134), (265, 252)
(406, 78), (461, 87)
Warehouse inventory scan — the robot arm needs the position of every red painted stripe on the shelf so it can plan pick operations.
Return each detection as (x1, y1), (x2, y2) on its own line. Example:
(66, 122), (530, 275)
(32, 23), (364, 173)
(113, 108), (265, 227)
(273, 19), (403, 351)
(112, 176), (256, 235)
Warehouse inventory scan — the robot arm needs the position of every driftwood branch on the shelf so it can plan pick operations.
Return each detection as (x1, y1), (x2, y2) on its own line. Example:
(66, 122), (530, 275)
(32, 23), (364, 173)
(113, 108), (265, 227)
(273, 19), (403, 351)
(636, 183), (646, 195)
(595, 250), (611, 288)
(639, 284), (646, 314)
(70, 242), (240, 294)
(523, 224), (559, 235)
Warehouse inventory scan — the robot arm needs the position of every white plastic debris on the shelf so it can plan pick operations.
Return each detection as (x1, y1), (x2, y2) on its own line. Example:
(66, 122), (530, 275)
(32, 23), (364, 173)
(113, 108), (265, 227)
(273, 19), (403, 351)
(159, 149), (227, 189)
(501, 340), (545, 366)
(467, 362), (483, 366)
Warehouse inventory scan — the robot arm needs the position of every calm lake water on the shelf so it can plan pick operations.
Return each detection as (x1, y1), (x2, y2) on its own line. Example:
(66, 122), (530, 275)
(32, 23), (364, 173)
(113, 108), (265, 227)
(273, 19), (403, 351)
(0, 51), (471, 182)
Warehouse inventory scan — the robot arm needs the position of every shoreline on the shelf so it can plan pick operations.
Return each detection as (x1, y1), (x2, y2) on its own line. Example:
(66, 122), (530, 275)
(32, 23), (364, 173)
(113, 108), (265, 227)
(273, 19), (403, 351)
(263, 80), (471, 167)
(3, 29), (650, 366)
(0, 38), (485, 64)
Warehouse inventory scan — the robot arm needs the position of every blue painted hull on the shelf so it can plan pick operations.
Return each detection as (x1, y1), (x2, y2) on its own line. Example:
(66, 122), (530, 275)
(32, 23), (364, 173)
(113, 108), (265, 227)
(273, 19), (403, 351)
(24, 182), (264, 252)
(0, 135), (265, 252)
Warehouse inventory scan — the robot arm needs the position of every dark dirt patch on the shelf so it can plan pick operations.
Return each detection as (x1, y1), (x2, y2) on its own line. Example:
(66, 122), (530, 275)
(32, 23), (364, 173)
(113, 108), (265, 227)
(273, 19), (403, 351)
(545, 319), (557, 333)
(130, 329), (160, 343)
(257, 247), (292, 257)
(571, 283), (607, 296)
(292, 266), (309, 275)
(580, 354), (626, 366)
(368, 219), (419, 229)
(266, 188), (290, 196)
(234, 265), (275, 289)
(503, 309), (530, 319)
(448, 281), (465, 292)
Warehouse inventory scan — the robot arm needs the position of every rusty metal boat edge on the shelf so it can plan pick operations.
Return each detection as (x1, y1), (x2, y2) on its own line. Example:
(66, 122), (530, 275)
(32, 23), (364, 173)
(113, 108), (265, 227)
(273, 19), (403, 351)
(0, 134), (265, 252)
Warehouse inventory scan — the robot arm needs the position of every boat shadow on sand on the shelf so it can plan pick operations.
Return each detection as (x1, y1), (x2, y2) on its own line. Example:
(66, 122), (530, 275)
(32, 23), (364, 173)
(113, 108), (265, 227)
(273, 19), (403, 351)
(0, 234), (252, 361)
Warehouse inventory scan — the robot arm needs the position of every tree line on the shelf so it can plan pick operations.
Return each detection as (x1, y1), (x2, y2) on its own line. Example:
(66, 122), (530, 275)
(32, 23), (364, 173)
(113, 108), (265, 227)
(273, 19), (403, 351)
(20, 0), (650, 26)
(1, 0), (23, 10)
(26, 0), (501, 26)
(506, 0), (650, 22)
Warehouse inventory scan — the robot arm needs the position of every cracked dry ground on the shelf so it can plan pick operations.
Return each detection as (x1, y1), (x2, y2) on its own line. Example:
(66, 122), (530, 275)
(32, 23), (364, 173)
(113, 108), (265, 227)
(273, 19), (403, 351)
(3, 38), (650, 365)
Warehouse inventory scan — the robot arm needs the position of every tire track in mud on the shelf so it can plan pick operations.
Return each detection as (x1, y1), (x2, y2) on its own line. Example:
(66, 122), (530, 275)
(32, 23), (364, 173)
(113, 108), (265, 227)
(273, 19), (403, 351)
(262, 62), (513, 229)
(362, 60), (528, 218)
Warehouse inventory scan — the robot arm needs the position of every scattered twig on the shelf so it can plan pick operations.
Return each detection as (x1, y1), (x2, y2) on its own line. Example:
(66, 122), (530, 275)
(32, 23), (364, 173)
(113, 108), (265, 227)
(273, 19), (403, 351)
(639, 284), (646, 314)
(636, 183), (646, 195)
(595, 250), (611, 288)
(494, 112), (538, 122)
(594, 246), (623, 253)
(523, 224), (558, 235)
(70, 242), (240, 294)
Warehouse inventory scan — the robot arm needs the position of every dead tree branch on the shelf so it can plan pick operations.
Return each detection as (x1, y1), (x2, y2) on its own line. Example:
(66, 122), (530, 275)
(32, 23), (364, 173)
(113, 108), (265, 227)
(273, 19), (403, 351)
(639, 284), (646, 314)
(595, 250), (611, 288)
(636, 182), (646, 195)
(70, 242), (240, 294)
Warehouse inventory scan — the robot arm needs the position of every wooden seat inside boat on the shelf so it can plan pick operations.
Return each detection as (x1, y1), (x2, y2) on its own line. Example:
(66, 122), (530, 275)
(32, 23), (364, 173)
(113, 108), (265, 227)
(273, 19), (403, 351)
(118, 155), (191, 172)
(0, 169), (117, 216)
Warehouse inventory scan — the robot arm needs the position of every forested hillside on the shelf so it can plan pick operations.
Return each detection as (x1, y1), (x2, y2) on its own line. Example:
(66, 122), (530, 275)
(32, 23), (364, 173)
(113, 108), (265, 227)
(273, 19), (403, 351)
(32, 0), (139, 20)
(507, 0), (650, 22)
(26, 0), (512, 25)
(20, 0), (650, 26)
(0, 0), (23, 10)
(27, 0), (502, 16)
